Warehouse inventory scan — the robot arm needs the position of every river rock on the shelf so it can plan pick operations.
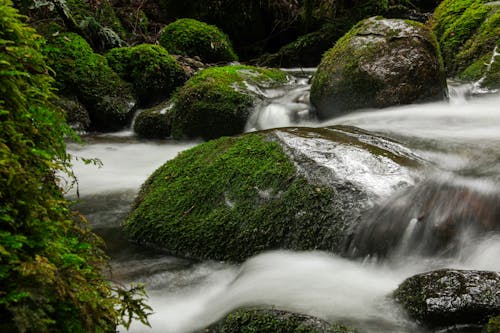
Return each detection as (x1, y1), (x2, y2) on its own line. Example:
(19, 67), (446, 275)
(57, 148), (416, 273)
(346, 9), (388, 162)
(205, 308), (355, 333)
(125, 125), (421, 262)
(310, 16), (448, 120)
(170, 65), (288, 140)
(394, 269), (500, 328)
(133, 100), (173, 139)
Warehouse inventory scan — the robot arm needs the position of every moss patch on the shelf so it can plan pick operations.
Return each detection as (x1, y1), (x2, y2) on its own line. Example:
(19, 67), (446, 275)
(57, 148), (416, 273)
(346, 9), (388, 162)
(158, 18), (237, 63)
(170, 65), (287, 140)
(43, 32), (135, 131)
(431, 0), (500, 87)
(106, 44), (186, 107)
(125, 133), (350, 262)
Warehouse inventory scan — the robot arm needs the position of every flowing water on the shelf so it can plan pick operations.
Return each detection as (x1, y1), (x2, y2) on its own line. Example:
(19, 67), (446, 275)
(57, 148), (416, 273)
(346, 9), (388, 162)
(68, 72), (500, 333)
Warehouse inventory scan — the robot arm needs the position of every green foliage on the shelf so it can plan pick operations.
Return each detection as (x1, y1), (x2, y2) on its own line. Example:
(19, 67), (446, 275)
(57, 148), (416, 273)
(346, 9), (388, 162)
(125, 132), (352, 262)
(0, 0), (151, 331)
(158, 18), (238, 63)
(209, 308), (357, 333)
(43, 32), (135, 131)
(170, 65), (287, 140)
(431, 0), (500, 84)
(106, 44), (186, 107)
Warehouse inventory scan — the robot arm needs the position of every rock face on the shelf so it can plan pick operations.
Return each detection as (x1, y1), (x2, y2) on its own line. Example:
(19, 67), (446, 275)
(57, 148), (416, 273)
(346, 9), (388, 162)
(310, 16), (448, 120)
(170, 65), (288, 140)
(125, 126), (420, 262)
(206, 309), (356, 333)
(394, 269), (500, 328)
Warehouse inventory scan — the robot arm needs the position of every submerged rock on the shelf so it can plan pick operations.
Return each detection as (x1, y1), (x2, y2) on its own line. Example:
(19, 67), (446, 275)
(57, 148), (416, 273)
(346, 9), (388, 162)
(394, 269), (500, 328)
(206, 308), (356, 333)
(125, 126), (421, 262)
(310, 16), (448, 119)
(170, 65), (288, 140)
(349, 177), (500, 258)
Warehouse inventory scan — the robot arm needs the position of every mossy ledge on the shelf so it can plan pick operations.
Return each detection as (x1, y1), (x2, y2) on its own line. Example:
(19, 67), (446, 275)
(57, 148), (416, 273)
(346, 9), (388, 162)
(170, 65), (288, 140)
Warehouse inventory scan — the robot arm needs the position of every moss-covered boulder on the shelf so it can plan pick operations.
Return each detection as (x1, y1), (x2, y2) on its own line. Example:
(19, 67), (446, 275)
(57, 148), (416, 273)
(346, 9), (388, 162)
(55, 96), (90, 132)
(44, 32), (135, 131)
(170, 65), (287, 140)
(206, 309), (356, 333)
(394, 269), (500, 328)
(133, 100), (173, 139)
(430, 0), (500, 89)
(158, 18), (237, 63)
(124, 126), (420, 262)
(310, 17), (447, 120)
(106, 44), (186, 107)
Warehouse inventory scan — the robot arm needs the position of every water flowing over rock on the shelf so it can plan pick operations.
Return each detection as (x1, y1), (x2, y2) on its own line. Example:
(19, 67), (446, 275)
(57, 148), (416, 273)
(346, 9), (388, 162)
(394, 269), (500, 328)
(124, 126), (421, 262)
(310, 16), (448, 119)
(348, 177), (500, 259)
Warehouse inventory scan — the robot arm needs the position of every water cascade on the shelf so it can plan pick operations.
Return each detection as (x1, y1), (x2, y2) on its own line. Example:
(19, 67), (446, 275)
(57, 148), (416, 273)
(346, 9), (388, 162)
(68, 72), (500, 333)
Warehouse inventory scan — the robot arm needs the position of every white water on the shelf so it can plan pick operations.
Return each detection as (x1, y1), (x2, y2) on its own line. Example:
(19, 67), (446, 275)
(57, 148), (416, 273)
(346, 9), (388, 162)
(67, 76), (500, 333)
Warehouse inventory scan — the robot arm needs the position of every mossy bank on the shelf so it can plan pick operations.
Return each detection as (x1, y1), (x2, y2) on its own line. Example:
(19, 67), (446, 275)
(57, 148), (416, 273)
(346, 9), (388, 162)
(125, 126), (420, 262)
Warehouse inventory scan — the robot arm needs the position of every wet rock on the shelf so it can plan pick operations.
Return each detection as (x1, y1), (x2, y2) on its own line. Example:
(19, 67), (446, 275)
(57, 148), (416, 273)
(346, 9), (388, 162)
(125, 125), (421, 262)
(56, 96), (90, 132)
(394, 269), (500, 328)
(205, 308), (356, 333)
(170, 65), (288, 140)
(348, 178), (500, 258)
(133, 100), (173, 139)
(310, 16), (448, 120)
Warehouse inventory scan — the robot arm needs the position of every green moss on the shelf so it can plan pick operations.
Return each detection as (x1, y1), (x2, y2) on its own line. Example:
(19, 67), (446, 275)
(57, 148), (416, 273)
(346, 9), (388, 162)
(106, 44), (186, 107)
(208, 309), (357, 333)
(125, 132), (349, 262)
(170, 65), (287, 140)
(43, 32), (135, 131)
(158, 18), (238, 63)
(431, 0), (499, 81)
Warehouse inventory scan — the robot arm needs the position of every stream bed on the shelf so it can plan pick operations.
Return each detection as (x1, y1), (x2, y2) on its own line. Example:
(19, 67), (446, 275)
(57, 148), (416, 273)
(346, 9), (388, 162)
(68, 74), (500, 333)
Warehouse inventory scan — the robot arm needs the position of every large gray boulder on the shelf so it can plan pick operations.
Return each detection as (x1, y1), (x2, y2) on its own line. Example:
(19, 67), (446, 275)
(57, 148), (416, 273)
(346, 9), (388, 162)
(394, 269), (500, 328)
(310, 16), (448, 120)
(125, 125), (422, 262)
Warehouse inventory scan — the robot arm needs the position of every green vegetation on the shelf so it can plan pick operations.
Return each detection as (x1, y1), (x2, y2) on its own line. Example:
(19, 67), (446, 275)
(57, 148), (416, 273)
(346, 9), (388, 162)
(106, 44), (186, 107)
(125, 132), (352, 262)
(431, 0), (500, 87)
(208, 309), (357, 333)
(0, 1), (150, 331)
(487, 315), (500, 333)
(170, 65), (287, 140)
(158, 18), (238, 63)
(43, 32), (135, 131)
